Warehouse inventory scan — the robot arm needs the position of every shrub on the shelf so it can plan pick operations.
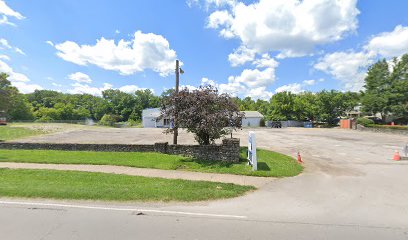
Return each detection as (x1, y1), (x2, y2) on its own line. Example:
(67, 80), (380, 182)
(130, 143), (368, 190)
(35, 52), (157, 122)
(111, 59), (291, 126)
(367, 124), (408, 130)
(99, 114), (121, 126)
(36, 116), (54, 123)
(357, 117), (374, 127)
(127, 119), (142, 127)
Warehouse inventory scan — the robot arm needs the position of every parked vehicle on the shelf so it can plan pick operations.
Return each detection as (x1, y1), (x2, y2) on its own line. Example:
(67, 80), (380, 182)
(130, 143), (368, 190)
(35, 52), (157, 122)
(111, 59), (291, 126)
(270, 121), (282, 128)
(365, 116), (383, 124)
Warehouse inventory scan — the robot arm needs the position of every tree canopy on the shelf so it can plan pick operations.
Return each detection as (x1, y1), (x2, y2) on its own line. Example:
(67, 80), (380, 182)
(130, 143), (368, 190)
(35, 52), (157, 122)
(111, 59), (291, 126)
(161, 85), (243, 145)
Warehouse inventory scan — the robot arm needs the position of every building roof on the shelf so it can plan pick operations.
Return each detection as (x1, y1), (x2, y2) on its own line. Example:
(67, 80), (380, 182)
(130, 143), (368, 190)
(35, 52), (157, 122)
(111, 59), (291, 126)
(241, 111), (264, 118)
(142, 108), (161, 118)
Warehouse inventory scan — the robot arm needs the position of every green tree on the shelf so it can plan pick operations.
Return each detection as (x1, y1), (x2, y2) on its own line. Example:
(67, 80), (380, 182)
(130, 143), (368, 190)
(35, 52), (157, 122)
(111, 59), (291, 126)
(269, 92), (296, 120)
(0, 73), (34, 120)
(102, 89), (135, 121)
(8, 95), (34, 120)
(0, 73), (17, 114)
(240, 97), (256, 111)
(294, 92), (319, 121)
(316, 90), (358, 124)
(361, 59), (391, 121)
(388, 54), (408, 121)
(131, 89), (160, 121)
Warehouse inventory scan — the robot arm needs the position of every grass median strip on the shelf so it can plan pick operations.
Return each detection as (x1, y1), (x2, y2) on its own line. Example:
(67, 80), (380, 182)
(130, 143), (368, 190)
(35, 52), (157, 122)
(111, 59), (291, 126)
(0, 126), (43, 141)
(0, 147), (302, 177)
(0, 168), (254, 202)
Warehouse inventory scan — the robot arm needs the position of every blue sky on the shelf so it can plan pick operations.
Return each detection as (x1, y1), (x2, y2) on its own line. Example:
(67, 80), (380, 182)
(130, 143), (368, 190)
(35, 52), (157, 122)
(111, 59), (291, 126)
(1, 0), (408, 99)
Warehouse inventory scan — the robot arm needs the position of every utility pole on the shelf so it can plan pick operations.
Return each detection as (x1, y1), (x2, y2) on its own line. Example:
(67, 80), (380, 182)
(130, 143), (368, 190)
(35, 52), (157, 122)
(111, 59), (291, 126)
(173, 60), (180, 145)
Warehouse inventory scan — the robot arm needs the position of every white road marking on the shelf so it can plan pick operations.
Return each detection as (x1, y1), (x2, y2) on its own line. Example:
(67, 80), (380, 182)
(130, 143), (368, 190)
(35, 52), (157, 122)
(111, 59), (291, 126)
(0, 200), (247, 219)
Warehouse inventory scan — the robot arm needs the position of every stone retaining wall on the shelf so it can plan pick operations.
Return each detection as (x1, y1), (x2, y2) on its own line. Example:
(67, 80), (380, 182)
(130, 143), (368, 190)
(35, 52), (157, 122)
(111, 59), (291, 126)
(0, 138), (241, 162)
(356, 124), (408, 136)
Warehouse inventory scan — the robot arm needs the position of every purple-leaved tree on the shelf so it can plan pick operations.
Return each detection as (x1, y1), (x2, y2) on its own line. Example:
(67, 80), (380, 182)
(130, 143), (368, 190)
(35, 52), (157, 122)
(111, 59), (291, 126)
(161, 85), (244, 145)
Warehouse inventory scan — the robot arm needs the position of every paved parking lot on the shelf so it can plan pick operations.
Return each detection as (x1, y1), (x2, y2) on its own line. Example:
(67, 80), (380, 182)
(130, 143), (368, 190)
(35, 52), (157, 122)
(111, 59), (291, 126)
(15, 126), (408, 174)
(4, 126), (408, 239)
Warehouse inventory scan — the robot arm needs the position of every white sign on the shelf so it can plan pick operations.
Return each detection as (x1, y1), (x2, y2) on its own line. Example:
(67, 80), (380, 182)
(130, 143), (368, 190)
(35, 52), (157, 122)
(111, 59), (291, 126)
(247, 131), (257, 171)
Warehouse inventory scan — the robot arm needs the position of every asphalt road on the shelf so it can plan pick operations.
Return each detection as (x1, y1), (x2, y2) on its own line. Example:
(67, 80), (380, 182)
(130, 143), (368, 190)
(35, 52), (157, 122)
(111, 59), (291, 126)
(2, 127), (408, 239)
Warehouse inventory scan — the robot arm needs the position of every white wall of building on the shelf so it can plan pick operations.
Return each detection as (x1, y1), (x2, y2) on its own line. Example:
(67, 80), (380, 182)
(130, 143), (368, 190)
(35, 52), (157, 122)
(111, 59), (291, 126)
(242, 117), (262, 127)
(142, 117), (157, 128)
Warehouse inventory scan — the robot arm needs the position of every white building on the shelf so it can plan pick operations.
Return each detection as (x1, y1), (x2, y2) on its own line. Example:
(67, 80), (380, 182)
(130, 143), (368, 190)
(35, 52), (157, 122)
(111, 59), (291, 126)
(142, 108), (171, 128)
(241, 111), (264, 127)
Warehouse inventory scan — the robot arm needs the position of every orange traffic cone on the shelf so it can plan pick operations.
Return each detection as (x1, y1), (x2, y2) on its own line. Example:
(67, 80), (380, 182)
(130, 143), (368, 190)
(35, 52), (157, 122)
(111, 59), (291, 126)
(393, 150), (401, 161)
(297, 152), (303, 163)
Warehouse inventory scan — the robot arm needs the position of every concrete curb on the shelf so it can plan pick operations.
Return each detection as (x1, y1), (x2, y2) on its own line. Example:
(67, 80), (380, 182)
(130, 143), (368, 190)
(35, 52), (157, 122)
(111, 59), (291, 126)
(0, 162), (273, 187)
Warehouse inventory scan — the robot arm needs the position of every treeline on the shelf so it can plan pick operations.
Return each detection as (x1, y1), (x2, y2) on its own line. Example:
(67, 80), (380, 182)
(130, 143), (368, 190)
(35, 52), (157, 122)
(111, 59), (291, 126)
(235, 53), (408, 124)
(234, 91), (359, 124)
(1, 53), (407, 124)
(1, 74), (161, 123)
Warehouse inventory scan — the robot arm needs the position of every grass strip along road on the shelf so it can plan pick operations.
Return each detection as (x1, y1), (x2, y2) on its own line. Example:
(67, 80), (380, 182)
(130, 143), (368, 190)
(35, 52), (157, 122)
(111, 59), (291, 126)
(0, 126), (43, 141)
(0, 148), (302, 177)
(0, 168), (254, 202)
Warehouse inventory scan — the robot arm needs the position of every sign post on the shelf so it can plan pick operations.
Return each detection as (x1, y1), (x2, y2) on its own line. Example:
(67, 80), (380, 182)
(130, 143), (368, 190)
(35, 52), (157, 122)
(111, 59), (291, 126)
(247, 131), (257, 171)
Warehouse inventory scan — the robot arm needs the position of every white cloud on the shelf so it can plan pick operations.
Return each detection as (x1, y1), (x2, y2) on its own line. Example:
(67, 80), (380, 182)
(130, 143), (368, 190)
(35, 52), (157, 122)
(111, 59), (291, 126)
(188, 0), (236, 9)
(228, 45), (256, 67)
(315, 25), (408, 91)
(12, 82), (43, 93)
(0, 54), (9, 60)
(0, 58), (29, 82)
(45, 40), (54, 47)
(14, 47), (25, 55)
(0, 0), (24, 19)
(228, 66), (277, 88)
(207, 0), (359, 58)
(186, 0), (199, 8)
(55, 31), (177, 76)
(303, 79), (316, 86)
(0, 0), (24, 26)
(201, 77), (216, 86)
(204, 54), (279, 100)
(314, 51), (372, 91)
(247, 86), (273, 100)
(204, 76), (274, 100)
(68, 83), (113, 96)
(51, 82), (62, 87)
(0, 15), (13, 26)
(67, 82), (153, 96)
(0, 38), (11, 48)
(206, 0), (236, 8)
(0, 58), (42, 93)
(207, 10), (234, 38)
(365, 25), (408, 58)
(252, 54), (278, 68)
(0, 38), (26, 55)
(68, 72), (93, 83)
(275, 83), (304, 94)
(118, 85), (151, 94)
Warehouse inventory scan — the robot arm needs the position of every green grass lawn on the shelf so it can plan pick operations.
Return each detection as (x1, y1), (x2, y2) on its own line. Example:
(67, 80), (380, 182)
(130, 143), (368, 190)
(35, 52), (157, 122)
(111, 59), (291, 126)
(0, 126), (43, 141)
(0, 147), (302, 177)
(0, 168), (254, 202)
